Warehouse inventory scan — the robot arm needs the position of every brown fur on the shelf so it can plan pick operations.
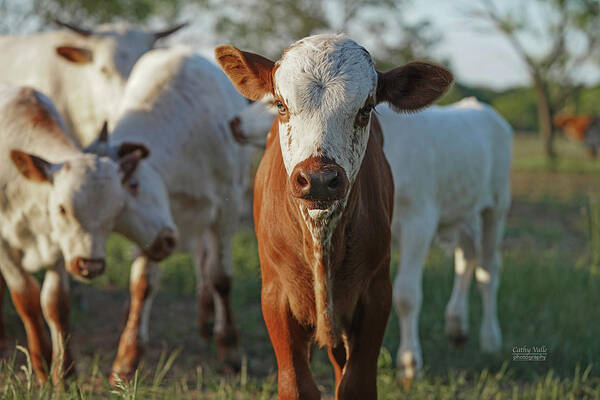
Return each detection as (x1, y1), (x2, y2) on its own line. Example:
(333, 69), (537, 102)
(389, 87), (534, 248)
(217, 43), (451, 399)
(10, 275), (52, 383)
(110, 265), (151, 384)
(553, 114), (593, 142)
(215, 46), (275, 101)
(14, 87), (64, 132)
(41, 275), (76, 383)
(0, 275), (6, 351)
(10, 150), (52, 183)
(254, 115), (394, 398)
(229, 116), (247, 144)
(55, 46), (93, 64)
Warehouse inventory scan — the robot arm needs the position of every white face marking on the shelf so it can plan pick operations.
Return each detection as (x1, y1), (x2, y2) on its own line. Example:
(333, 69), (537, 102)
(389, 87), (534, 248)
(274, 34), (377, 183)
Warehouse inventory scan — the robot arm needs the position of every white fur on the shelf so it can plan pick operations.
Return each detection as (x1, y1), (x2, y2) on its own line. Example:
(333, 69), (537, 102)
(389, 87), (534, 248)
(378, 98), (513, 379)
(274, 34), (377, 184)
(88, 47), (251, 366)
(232, 94), (276, 146)
(0, 84), (129, 275)
(0, 83), (140, 377)
(0, 23), (163, 146)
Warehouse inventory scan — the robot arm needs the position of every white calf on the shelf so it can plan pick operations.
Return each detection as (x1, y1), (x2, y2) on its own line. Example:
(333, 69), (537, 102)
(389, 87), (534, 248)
(0, 83), (157, 383)
(0, 20), (186, 146)
(86, 46), (251, 381)
(378, 98), (513, 380)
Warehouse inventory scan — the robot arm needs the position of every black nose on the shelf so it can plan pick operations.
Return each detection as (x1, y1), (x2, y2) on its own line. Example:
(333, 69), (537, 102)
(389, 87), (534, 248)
(68, 257), (106, 279)
(290, 163), (348, 202)
(146, 228), (177, 261)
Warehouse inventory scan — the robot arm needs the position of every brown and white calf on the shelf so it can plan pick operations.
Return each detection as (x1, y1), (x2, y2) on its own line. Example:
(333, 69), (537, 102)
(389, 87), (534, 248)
(0, 83), (169, 383)
(217, 34), (452, 399)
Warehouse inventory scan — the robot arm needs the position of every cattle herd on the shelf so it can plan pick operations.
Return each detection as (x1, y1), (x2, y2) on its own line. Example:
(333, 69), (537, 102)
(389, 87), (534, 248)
(0, 20), (515, 399)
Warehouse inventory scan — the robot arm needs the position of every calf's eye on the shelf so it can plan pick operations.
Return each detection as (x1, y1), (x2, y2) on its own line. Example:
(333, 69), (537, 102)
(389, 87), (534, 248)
(59, 205), (67, 217)
(128, 178), (139, 193)
(361, 105), (374, 116)
(276, 101), (286, 114)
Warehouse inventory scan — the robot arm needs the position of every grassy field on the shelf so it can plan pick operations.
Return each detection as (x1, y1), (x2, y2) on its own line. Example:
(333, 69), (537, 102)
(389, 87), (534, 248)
(1, 133), (599, 399)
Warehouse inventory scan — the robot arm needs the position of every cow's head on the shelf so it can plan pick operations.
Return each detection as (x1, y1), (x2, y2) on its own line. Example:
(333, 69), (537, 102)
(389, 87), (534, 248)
(53, 20), (187, 133)
(217, 34), (452, 219)
(553, 114), (592, 142)
(9, 151), (128, 280)
(86, 127), (178, 261)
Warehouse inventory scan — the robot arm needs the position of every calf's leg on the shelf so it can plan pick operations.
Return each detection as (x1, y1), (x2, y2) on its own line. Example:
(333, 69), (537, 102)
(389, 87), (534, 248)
(195, 233), (215, 339)
(393, 215), (437, 381)
(0, 244), (51, 382)
(445, 227), (480, 347)
(262, 280), (319, 400)
(328, 344), (346, 389)
(477, 208), (505, 352)
(40, 266), (75, 383)
(0, 274), (7, 351)
(209, 222), (239, 370)
(111, 256), (160, 383)
(197, 214), (240, 371)
(336, 266), (391, 400)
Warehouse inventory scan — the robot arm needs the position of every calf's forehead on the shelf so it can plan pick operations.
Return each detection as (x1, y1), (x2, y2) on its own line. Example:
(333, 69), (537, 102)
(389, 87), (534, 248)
(274, 35), (377, 113)
(54, 157), (122, 208)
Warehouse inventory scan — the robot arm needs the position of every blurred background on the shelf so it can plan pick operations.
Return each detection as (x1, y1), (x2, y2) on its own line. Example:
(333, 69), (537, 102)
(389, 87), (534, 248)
(1, 0), (599, 398)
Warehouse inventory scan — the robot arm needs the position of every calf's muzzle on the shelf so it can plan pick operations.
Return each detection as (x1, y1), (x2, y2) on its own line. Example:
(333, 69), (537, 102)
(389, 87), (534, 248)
(145, 227), (177, 261)
(68, 257), (105, 279)
(290, 158), (348, 206)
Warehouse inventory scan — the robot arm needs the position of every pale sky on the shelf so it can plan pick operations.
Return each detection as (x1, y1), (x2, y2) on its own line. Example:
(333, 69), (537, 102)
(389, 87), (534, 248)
(407, 0), (600, 89)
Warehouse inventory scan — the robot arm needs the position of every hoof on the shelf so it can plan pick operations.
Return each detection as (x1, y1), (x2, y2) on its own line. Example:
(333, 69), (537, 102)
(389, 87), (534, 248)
(0, 338), (8, 353)
(109, 370), (133, 386)
(220, 358), (241, 375)
(399, 376), (412, 390)
(448, 333), (469, 349)
(199, 319), (214, 340)
(445, 314), (469, 349)
(480, 321), (502, 352)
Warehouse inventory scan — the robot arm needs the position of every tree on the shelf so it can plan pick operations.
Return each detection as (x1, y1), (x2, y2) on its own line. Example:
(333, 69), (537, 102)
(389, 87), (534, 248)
(30, 0), (207, 25)
(467, 0), (600, 160)
(212, 0), (442, 69)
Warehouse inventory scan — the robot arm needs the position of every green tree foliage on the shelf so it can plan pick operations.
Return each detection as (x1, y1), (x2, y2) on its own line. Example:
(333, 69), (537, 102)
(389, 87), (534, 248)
(212, 0), (442, 68)
(468, 0), (600, 158)
(32, 0), (207, 24)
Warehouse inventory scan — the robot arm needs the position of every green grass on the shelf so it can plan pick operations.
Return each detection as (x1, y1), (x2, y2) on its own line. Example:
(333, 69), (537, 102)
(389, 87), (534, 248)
(512, 134), (600, 174)
(1, 134), (600, 398)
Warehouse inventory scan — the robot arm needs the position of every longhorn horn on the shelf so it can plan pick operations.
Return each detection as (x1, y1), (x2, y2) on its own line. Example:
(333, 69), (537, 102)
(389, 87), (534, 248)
(52, 18), (93, 36)
(153, 22), (188, 40)
(98, 121), (109, 143)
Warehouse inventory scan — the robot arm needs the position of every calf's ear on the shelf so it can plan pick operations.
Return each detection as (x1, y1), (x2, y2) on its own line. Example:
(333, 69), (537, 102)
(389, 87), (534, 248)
(56, 46), (93, 64)
(10, 150), (60, 183)
(376, 61), (453, 111)
(215, 45), (275, 101)
(117, 143), (150, 183)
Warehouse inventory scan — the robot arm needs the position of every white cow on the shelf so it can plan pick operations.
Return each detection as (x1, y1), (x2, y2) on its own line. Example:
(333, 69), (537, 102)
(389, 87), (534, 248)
(377, 98), (513, 380)
(0, 19), (186, 146)
(86, 46), (250, 381)
(0, 83), (175, 384)
(228, 95), (276, 148)
(225, 97), (512, 381)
